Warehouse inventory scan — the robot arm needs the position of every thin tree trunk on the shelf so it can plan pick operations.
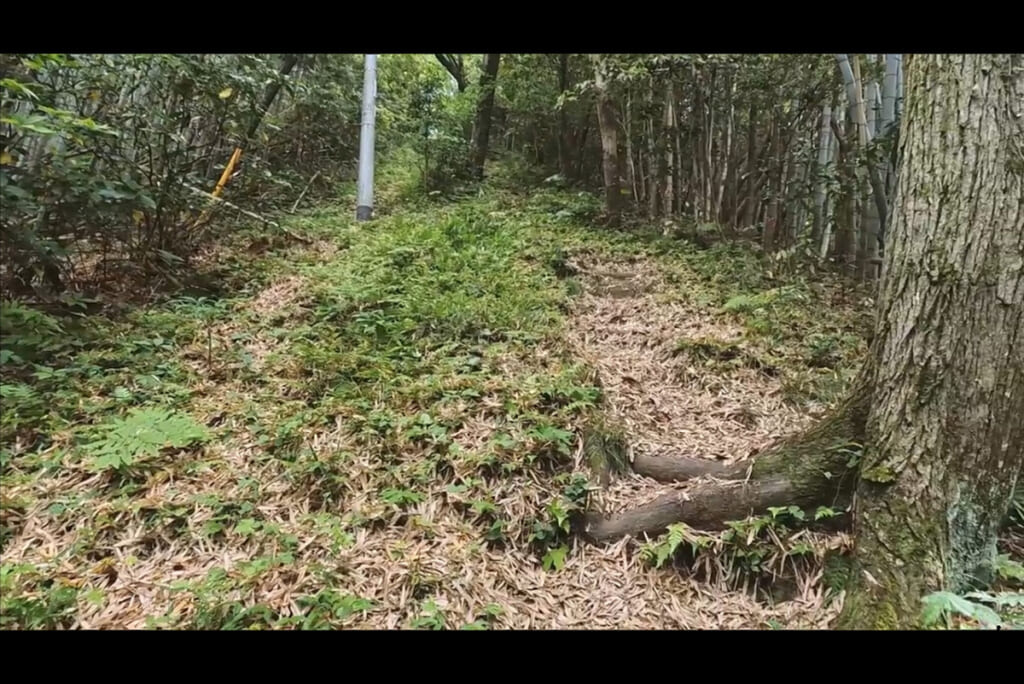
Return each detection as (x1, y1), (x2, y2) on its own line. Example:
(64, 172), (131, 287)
(704, 66), (716, 221)
(637, 142), (647, 207)
(576, 124), (589, 180)
(820, 92), (842, 259)
(715, 73), (735, 224)
(557, 54), (572, 178)
(662, 81), (676, 217)
(245, 54), (301, 142)
(837, 54), (889, 249)
(761, 113), (781, 252)
(838, 53), (1024, 629)
(470, 54), (501, 179)
(692, 66), (706, 221)
(833, 110), (856, 270)
(592, 54), (623, 225)
(743, 103), (758, 229)
(626, 90), (638, 203)
(879, 54), (902, 242)
(859, 56), (881, 279)
(895, 58), (904, 120)
(812, 104), (833, 243)
(674, 100), (684, 216)
(646, 77), (659, 218)
(791, 154), (808, 241)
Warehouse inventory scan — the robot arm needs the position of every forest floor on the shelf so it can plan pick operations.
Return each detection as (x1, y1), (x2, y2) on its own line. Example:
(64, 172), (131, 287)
(2, 170), (894, 629)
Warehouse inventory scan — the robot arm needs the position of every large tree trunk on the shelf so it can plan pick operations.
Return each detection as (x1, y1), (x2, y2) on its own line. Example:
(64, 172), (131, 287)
(592, 54), (623, 225)
(836, 53), (1024, 629)
(470, 54), (501, 179)
(584, 54), (1024, 630)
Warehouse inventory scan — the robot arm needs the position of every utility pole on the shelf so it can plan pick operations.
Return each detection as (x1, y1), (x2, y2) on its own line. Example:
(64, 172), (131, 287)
(356, 54), (378, 221)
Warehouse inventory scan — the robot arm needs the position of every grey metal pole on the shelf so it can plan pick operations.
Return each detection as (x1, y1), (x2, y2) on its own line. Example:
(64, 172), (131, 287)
(356, 54), (378, 221)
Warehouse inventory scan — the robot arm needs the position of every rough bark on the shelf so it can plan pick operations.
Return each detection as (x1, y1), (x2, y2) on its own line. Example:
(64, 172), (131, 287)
(836, 53), (1024, 630)
(592, 54), (623, 225)
(585, 372), (871, 543)
(470, 54), (501, 179)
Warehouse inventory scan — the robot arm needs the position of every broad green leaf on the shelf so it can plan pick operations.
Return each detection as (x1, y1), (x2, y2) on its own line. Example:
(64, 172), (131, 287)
(542, 545), (568, 572)
(922, 591), (1003, 628)
(234, 518), (261, 536)
(814, 506), (837, 520)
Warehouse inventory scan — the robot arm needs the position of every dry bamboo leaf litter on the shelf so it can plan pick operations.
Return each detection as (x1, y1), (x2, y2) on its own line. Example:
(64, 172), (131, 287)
(1, 248), (851, 631)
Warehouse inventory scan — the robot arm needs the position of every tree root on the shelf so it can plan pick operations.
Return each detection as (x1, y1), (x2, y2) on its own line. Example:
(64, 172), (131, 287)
(585, 477), (799, 543)
(631, 452), (747, 483)
(585, 375), (871, 543)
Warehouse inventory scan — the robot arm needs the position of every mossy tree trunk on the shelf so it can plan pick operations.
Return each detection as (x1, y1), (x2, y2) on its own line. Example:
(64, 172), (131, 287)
(836, 53), (1024, 629)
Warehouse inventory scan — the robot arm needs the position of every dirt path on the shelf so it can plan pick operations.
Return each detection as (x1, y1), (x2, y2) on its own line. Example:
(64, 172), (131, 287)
(555, 251), (844, 627)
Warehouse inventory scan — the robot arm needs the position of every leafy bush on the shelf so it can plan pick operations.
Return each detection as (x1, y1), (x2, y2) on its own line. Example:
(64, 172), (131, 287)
(1, 53), (451, 293)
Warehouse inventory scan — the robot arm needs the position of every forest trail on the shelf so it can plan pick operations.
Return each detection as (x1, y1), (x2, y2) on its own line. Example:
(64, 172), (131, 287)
(1, 192), (858, 630)
(560, 252), (844, 627)
(163, 240), (841, 629)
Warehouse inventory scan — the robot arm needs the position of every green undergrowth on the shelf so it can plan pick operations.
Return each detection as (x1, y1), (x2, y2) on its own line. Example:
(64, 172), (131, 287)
(1, 155), (881, 629)
(639, 505), (851, 607)
(920, 554), (1024, 630)
(518, 183), (874, 412)
(0, 161), (631, 629)
(658, 242), (872, 410)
